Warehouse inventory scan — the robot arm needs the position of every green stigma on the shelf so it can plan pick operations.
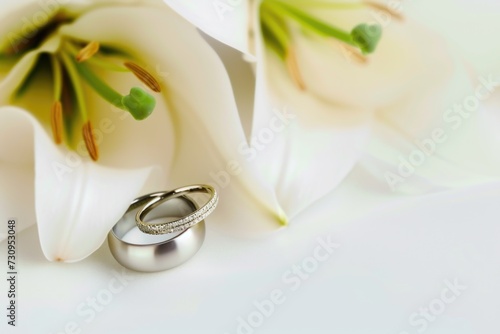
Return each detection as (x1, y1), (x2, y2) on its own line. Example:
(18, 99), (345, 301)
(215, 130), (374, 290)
(351, 23), (382, 55)
(122, 87), (156, 120)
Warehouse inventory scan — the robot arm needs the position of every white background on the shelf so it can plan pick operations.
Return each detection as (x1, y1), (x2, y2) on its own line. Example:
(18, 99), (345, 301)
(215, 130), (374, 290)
(2, 167), (500, 334)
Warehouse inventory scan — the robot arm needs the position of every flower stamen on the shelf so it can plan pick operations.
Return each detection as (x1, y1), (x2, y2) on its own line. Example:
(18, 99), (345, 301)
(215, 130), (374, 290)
(76, 41), (100, 63)
(286, 48), (306, 91)
(124, 62), (162, 93)
(82, 121), (99, 161)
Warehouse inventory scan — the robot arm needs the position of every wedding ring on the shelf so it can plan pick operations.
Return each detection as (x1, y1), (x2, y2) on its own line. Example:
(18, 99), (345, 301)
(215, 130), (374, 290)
(136, 184), (218, 235)
(108, 192), (205, 272)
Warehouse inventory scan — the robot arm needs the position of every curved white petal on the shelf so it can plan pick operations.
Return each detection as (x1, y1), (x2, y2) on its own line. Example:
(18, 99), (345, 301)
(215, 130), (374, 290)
(0, 108), (162, 262)
(162, 0), (251, 55)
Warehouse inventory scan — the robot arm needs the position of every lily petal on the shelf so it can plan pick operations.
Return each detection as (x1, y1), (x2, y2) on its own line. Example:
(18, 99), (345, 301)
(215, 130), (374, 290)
(0, 107), (162, 262)
(162, 0), (252, 56)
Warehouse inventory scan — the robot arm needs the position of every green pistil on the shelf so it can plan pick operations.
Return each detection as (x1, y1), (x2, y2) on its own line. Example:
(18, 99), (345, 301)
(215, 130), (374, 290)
(261, 0), (382, 56)
(66, 49), (155, 120)
(84, 55), (130, 72)
(122, 88), (156, 120)
(351, 23), (382, 54)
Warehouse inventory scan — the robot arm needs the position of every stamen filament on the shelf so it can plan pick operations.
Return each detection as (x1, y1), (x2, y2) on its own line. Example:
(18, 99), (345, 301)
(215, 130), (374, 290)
(124, 62), (162, 93)
(51, 56), (63, 101)
(76, 41), (100, 63)
(260, 5), (291, 57)
(50, 55), (64, 144)
(266, 0), (355, 46)
(286, 48), (306, 90)
(261, 4), (306, 90)
(50, 101), (63, 144)
(60, 52), (88, 122)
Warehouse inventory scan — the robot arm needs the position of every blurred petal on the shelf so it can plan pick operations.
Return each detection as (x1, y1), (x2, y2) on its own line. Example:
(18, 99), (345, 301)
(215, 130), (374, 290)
(406, 0), (500, 74)
(0, 106), (36, 242)
(354, 21), (500, 192)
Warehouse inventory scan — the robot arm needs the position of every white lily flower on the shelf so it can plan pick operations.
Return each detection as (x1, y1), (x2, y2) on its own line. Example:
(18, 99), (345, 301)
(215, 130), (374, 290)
(0, 0), (241, 261)
(163, 0), (500, 231)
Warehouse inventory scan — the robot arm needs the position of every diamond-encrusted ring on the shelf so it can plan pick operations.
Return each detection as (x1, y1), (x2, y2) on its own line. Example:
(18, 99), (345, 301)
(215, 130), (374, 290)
(136, 185), (218, 235)
(108, 193), (206, 272)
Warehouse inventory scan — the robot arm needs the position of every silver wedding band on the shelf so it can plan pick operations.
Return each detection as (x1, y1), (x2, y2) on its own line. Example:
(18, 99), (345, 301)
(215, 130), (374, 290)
(108, 185), (217, 272)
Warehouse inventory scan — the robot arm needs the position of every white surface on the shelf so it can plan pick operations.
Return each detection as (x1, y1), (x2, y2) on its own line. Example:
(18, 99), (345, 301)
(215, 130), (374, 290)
(2, 171), (500, 334)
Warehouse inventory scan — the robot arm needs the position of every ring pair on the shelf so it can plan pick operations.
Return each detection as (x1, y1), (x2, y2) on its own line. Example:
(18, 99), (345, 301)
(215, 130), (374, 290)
(108, 185), (217, 272)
